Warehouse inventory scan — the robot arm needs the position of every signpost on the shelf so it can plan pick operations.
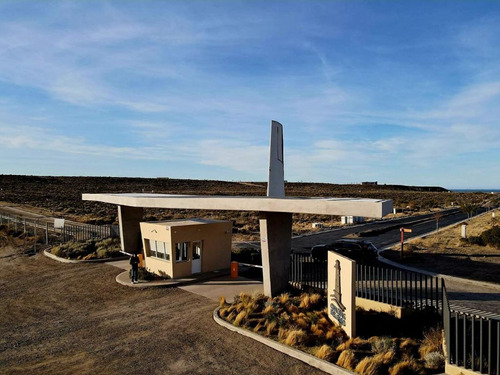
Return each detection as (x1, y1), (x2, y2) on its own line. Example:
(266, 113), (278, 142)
(400, 227), (412, 259)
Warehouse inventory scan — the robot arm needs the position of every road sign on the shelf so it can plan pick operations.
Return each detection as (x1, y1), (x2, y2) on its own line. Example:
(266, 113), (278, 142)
(403, 228), (412, 233)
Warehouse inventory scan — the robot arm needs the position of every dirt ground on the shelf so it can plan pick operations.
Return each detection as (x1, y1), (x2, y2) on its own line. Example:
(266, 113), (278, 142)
(0, 246), (325, 375)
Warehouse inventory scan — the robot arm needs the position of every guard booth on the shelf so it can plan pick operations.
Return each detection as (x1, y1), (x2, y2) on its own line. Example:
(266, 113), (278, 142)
(140, 219), (232, 279)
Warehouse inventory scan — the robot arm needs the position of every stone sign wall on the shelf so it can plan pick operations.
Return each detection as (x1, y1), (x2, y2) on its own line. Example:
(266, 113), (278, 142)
(327, 251), (356, 338)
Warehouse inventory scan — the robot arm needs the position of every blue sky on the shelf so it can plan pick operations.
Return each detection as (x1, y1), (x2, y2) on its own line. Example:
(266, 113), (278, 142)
(1, 1), (499, 189)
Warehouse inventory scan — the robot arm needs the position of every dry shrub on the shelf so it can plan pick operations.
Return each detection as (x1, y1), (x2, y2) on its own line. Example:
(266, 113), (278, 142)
(423, 351), (445, 371)
(419, 328), (442, 358)
(253, 322), (264, 333)
(299, 294), (311, 309)
(370, 336), (395, 354)
(378, 350), (396, 365)
(227, 311), (236, 322)
(296, 317), (309, 329)
(400, 338), (419, 358)
(238, 292), (251, 305)
(251, 290), (265, 301)
(311, 324), (324, 338)
(315, 344), (337, 362)
(244, 300), (257, 313)
(263, 304), (275, 315)
(278, 327), (288, 341)
(244, 318), (260, 329)
(355, 356), (383, 375)
(284, 329), (307, 347)
(326, 325), (346, 343)
(219, 307), (228, 318)
(233, 311), (247, 327)
(355, 351), (397, 375)
(389, 359), (424, 375)
(337, 349), (357, 371)
(287, 304), (299, 314)
(337, 337), (371, 352)
(266, 321), (277, 336)
(316, 317), (331, 331)
(235, 302), (245, 313)
(219, 296), (227, 308)
(278, 292), (290, 305)
(309, 293), (322, 306)
(306, 311), (320, 324)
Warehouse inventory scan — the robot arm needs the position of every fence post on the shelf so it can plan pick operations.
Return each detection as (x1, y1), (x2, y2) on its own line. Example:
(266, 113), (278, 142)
(45, 222), (49, 245)
(33, 220), (37, 254)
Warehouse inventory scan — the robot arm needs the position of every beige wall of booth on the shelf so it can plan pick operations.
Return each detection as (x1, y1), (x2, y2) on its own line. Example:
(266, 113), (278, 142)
(140, 219), (232, 279)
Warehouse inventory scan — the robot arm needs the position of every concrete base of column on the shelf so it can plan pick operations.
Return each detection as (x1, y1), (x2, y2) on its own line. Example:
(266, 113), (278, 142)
(118, 205), (143, 254)
(259, 211), (292, 297)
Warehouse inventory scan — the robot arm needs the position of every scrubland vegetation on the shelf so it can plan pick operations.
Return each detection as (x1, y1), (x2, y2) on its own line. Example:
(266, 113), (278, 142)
(51, 238), (122, 260)
(0, 175), (494, 242)
(220, 291), (444, 375)
(384, 208), (500, 283)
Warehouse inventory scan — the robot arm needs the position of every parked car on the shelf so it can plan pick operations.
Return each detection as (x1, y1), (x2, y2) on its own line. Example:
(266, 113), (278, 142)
(311, 239), (378, 264)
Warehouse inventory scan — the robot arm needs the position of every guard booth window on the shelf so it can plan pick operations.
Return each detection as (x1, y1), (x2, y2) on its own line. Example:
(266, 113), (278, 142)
(148, 239), (170, 261)
(175, 242), (189, 262)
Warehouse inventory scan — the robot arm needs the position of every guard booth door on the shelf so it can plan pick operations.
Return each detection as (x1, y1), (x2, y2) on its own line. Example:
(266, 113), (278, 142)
(191, 241), (202, 274)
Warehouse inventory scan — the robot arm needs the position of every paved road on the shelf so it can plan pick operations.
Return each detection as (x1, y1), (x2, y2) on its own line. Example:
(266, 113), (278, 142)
(291, 207), (488, 251)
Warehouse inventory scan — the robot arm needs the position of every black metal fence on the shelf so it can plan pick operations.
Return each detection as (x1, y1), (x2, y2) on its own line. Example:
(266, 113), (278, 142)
(443, 285), (500, 375)
(289, 253), (441, 310)
(289, 253), (327, 291)
(356, 264), (441, 310)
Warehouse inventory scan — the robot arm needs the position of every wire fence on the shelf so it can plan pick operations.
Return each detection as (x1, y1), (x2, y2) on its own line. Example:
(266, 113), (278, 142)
(0, 212), (118, 248)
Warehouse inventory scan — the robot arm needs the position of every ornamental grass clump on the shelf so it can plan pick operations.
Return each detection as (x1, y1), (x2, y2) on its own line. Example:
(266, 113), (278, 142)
(283, 328), (308, 347)
(423, 352), (445, 371)
(370, 336), (396, 354)
(355, 351), (397, 375)
(418, 328), (442, 358)
(265, 320), (277, 336)
(388, 358), (424, 375)
(314, 344), (337, 362)
(219, 291), (442, 375)
(337, 349), (357, 371)
(233, 310), (247, 327)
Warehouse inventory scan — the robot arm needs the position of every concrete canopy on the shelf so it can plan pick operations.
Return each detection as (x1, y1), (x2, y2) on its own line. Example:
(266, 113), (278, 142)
(82, 193), (392, 219)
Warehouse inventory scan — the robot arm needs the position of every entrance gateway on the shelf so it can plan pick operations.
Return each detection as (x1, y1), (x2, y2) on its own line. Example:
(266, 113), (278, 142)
(83, 121), (392, 296)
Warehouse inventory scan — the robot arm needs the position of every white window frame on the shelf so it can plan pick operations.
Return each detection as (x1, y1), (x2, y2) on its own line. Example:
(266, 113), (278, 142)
(147, 239), (170, 261)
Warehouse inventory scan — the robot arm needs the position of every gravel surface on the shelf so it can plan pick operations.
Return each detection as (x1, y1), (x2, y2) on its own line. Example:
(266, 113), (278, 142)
(0, 246), (325, 375)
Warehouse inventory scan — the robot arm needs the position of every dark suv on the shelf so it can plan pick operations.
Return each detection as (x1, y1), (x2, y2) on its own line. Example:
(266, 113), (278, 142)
(311, 239), (378, 263)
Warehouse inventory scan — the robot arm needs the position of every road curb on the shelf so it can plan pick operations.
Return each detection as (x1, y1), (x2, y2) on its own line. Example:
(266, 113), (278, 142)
(43, 249), (128, 264)
(115, 269), (231, 288)
(212, 307), (355, 375)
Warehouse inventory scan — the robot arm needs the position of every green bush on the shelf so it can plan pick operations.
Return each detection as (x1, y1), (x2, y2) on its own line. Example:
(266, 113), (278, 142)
(461, 236), (485, 246)
(480, 226), (500, 249)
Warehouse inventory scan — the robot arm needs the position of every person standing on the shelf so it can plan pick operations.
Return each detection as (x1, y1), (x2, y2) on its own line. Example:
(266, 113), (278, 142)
(130, 254), (139, 284)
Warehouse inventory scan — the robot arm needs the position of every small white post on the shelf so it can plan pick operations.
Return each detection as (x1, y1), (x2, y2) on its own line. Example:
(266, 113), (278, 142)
(461, 224), (467, 239)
